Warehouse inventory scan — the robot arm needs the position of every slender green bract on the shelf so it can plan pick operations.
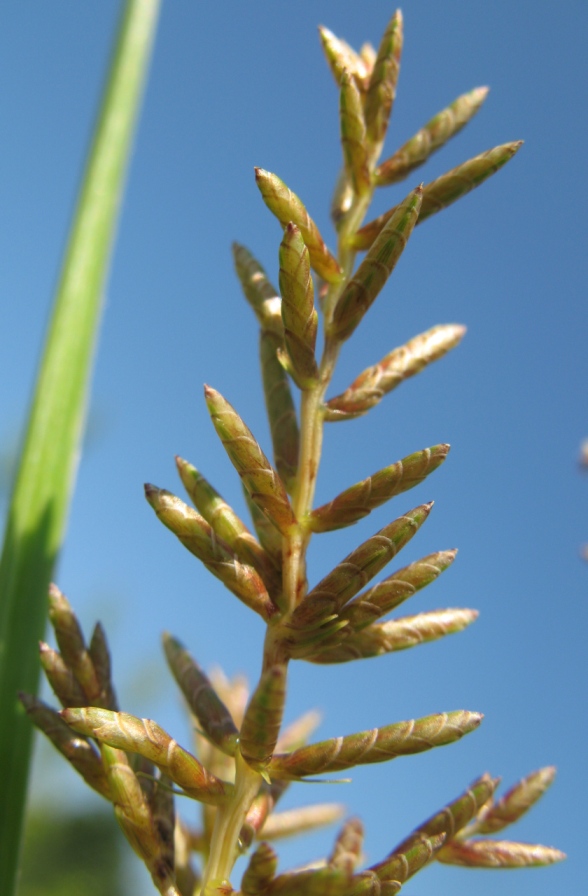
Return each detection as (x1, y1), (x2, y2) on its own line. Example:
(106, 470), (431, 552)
(0, 1), (160, 891)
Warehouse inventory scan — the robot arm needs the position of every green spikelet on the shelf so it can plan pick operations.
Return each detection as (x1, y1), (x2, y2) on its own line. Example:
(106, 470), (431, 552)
(260, 329), (300, 492)
(318, 26), (371, 91)
(364, 10), (403, 148)
(242, 484), (284, 570)
(240, 665), (287, 772)
(340, 70), (370, 195)
(39, 642), (87, 708)
(162, 633), (238, 756)
(176, 456), (280, 593)
(309, 445), (450, 531)
(375, 86), (489, 186)
(392, 774), (499, 855)
(328, 817), (364, 873)
(364, 831), (446, 886)
(233, 242), (283, 336)
(268, 711), (482, 780)
(61, 707), (232, 806)
(290, 504), (432, 633)
(241, 842), (279, 896)
(330, 186), (422, 342)
(309, 608), (478, 664)
(255, 167), (342, 284)
(325, 325), (466, 421)
(340, 549), (457, 630)
(278, 223), (319, 386)
(145, 485), (277, 620)
(352, 142), (523, 250)
(48, 584), (103, 704)
(204, 385), (297, 537)
(473, 766), (557, 835)
(100, 744), (177, 895)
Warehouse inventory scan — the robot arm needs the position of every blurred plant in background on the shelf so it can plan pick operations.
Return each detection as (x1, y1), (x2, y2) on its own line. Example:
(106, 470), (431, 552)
(14, 7), (566, 896)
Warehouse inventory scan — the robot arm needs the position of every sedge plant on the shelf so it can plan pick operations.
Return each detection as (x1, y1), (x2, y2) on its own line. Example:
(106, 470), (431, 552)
(22, 11), (564, 896)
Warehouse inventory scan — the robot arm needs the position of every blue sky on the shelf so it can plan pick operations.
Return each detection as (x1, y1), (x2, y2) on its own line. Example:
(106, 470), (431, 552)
(1, 3), (586, 895)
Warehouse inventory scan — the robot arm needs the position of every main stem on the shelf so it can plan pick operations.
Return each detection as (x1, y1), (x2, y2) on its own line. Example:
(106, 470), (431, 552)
(208, 178), (376, 895)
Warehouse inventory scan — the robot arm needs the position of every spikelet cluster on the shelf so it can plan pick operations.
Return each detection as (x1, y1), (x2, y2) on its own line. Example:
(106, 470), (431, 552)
(24, 11), (563, 896)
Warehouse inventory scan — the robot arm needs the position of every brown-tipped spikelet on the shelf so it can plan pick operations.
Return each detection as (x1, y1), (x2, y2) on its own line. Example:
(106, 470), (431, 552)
(268, 711), (482, 780)
(204, 385), (296, 537)
(144, 484), (276, 620)
(162, 633), (238, 756)
(255, 168), (342, 283)
(375, 86), (489, 186)
(331, 186), (422, 342)
(19, 692), (112, 799)
(278, 223), (319, 386)
(325, 325), (466, 421)
(352, 142), (523, 250)
(61, 707), (231, 805)
(309, 444), (450, 531)
(240, 665), (287, 772)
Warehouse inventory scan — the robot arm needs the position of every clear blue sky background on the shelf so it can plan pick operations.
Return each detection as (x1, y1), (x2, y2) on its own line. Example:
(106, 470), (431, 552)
(1, 3), (586, 895)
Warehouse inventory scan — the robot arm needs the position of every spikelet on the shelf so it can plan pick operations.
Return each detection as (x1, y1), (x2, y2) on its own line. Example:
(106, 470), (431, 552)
(278, 223), (319, 386)
(260, 329), (300, 491)
(328, 818), (364, 874)
(375, 87), (489, 186)
(318, 26), (371, 91)
(240, 665), (287, 772)
(309, 445), (449, 532)
(352, 142), (523, 251)
(268, 711), (482, 780)
(325, 325), (466, 421)
(204, 385), (296, 536)
(363, 10), (403, 148)
(472, 766), (557, 835)
(331, 187), (422, 342)
(255, 168), (342, 284)
(241, 842), (279, 896)
(162, 633), (238, 756)
(61, 707), (231, 806)
(340, 70), (370, 195)
(233, 242), (283, 336)
(176, 456), (280, 594)
(260, 804), (345, 841)
(437, 838), (566, 868)
(309, 609), (478, 664)
(340, 549), (457, 631)
(144, 485), (277, 620)
(19, 692), (112, 799)
(289, 504), (432, 635)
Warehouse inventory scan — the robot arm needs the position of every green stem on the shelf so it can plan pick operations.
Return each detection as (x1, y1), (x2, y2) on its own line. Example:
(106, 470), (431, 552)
(201, 753), (261, 895)
(0, 2), (160, 892)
